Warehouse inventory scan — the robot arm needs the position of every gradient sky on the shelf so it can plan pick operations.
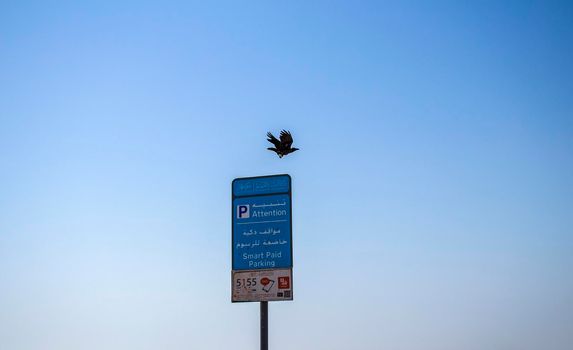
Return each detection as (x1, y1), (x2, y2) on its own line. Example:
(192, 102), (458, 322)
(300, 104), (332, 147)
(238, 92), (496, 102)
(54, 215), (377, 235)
(1, 1), (572, 349)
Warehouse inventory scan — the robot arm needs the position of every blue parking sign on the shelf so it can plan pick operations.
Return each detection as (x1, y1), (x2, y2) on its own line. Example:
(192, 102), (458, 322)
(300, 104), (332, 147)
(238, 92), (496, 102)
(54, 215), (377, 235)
(232, 174), (292, 271)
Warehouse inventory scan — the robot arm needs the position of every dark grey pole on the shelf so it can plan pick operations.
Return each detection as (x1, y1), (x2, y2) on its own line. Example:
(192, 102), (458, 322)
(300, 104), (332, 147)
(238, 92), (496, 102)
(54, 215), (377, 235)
(261, 301), (268, 350)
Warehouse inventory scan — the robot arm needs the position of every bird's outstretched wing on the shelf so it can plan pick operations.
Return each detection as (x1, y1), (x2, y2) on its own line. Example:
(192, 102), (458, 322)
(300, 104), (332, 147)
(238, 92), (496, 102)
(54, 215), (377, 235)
(267, 132), (282, 148)
(279, 130), (293, 148)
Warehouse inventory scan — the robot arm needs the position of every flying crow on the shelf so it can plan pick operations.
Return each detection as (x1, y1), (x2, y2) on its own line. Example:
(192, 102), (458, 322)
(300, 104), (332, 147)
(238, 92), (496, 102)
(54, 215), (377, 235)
(267, 130), (299, 158)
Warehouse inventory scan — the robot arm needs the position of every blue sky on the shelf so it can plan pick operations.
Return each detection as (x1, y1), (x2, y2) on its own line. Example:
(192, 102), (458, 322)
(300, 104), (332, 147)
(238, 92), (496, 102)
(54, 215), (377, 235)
(1, 1), (572, 349)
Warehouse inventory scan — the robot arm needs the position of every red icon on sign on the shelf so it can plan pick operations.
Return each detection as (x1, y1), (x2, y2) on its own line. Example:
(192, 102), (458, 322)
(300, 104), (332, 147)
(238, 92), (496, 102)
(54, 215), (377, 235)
(260, 277), (275, 292)
(278, 276), (290, 289)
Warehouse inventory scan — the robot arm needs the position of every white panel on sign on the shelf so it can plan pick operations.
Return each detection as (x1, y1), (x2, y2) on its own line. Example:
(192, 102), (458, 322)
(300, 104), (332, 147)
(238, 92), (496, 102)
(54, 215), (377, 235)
(232, 268), (293, 302)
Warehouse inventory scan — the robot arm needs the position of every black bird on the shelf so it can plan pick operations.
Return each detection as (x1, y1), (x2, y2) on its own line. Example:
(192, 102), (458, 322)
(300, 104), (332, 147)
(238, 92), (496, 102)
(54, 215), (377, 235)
(267, 130), (299, 158)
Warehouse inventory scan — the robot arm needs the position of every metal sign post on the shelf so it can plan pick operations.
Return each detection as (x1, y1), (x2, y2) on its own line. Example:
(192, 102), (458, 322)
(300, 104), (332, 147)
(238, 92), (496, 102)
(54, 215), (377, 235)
(232, 174), (294, 350)
(261, 301), (268, 350)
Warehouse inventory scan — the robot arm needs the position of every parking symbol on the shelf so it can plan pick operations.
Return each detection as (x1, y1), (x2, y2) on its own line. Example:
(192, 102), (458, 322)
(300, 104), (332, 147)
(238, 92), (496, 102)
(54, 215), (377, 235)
(237, 205), (250, 219)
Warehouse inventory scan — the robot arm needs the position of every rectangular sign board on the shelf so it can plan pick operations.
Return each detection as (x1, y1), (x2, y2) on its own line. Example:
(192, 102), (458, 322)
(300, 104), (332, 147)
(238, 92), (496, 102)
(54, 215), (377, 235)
(232, 175), (292, 271)
(232, 174), (293, 302)
(232, 268), (293, 302)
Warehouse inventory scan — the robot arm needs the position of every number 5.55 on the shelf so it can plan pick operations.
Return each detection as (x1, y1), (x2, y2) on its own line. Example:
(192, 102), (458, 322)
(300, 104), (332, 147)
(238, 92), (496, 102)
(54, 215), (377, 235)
(236, 278), (257, 288)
